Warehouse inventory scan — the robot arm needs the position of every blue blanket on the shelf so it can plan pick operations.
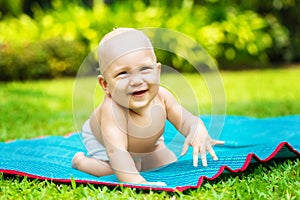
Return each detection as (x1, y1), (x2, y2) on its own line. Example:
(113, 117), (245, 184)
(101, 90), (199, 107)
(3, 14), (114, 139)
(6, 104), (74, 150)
(1, 116), (299, 191)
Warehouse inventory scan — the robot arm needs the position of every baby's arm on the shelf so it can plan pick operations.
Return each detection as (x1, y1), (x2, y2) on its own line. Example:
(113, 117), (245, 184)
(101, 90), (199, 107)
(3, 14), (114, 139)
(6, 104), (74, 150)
(101, 116), (166, 185)
(99, 107), (146, 184)
(160, 87), (224, 167)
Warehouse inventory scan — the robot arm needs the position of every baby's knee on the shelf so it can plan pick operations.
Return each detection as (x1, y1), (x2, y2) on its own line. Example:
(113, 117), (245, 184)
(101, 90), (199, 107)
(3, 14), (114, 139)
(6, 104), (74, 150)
(72, 152), (86, 169)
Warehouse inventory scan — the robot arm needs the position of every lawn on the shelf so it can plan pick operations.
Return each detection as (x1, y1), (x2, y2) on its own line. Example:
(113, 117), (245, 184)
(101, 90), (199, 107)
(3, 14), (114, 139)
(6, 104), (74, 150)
(1, 67), (300, 199)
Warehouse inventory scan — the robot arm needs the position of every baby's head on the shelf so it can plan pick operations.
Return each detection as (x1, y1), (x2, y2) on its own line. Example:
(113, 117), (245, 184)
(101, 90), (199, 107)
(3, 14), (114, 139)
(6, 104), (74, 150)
(96, 28), (161, 112)
(97, 28), (156, 75)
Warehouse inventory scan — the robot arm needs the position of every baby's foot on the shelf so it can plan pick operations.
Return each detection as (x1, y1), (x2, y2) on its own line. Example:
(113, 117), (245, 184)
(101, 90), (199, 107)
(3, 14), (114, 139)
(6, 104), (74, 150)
(72, 152), (86, 169)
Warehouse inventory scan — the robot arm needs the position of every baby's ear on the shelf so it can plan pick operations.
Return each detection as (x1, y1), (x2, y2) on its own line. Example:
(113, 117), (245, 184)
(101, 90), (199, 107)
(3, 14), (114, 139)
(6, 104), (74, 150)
(98, 75), (109, 95)
(157, 62), (161, 72)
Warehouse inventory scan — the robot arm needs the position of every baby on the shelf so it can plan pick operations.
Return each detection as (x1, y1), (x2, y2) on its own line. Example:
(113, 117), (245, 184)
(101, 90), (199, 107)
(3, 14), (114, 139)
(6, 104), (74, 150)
(72, 28), (224, 185)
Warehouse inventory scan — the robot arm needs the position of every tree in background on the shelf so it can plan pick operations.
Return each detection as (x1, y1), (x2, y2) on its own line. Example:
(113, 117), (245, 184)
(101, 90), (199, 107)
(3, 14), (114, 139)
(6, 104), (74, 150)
(0, 0), (299, 81)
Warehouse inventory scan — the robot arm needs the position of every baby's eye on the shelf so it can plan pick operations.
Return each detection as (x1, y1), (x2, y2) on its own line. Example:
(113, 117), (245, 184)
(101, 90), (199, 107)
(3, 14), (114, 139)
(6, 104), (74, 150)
(116, 71), (128, 78)
(140, 66), (152, 71)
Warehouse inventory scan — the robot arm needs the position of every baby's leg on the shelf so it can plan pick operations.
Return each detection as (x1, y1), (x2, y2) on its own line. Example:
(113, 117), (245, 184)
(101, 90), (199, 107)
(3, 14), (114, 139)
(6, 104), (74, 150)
(141, 142), (177, 171)
(72, 152), (114, 176)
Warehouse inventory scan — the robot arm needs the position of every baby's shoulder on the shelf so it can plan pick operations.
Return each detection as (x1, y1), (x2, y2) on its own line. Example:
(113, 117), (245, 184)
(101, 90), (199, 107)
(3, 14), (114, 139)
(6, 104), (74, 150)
(97, 96), (124, 116)
(157, 86), (173, 100)
(91, 97), (127, 127)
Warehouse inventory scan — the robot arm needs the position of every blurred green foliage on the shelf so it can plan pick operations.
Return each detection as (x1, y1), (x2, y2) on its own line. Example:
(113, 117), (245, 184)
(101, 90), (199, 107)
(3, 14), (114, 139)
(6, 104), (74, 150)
(0, 39), (86, 81)
(0, 0), (298, 81)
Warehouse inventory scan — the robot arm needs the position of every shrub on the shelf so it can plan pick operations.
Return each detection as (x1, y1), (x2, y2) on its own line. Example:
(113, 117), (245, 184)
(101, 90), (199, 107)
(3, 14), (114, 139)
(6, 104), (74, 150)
(0, 39), (86, 81)
(0, 0), (291, 81)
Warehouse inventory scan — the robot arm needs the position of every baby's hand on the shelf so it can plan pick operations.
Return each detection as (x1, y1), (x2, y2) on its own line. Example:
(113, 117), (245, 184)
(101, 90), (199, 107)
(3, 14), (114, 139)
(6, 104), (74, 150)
(140, 181), (167, 186)
(181, 127), (224, 167)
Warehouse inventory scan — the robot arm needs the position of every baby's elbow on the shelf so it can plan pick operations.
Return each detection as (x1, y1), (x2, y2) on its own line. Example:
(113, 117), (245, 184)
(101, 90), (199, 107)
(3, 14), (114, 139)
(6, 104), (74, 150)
(106, 146), (127, 160)
(106, 147), (117, 158)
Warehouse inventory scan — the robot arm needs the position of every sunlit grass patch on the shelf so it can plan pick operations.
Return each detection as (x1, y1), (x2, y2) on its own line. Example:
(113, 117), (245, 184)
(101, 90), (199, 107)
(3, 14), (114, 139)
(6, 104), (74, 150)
(0, 67), (300, 199)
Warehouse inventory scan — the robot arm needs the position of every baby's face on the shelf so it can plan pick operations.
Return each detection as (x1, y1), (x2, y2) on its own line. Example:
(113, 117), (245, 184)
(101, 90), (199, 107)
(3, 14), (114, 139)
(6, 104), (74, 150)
(102, 49), (161, 112)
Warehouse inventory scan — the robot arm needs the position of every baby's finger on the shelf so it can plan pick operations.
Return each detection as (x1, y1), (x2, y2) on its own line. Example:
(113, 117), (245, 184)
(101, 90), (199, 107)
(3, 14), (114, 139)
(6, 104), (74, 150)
(207, 145), (218, 161)
(210, 140), (225, 146)
(193, 147), (199, 167)
(200, 146), (207, 167)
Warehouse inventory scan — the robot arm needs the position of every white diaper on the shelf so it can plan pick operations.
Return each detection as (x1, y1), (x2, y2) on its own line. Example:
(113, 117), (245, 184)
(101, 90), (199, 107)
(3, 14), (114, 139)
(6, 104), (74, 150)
(81, 119), (109, 161)
(81, 119), (164, 161)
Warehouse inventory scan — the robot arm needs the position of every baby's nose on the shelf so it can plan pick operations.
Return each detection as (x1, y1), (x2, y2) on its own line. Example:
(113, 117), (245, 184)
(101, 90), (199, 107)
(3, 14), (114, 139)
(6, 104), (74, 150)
(130, 74), (143, 86)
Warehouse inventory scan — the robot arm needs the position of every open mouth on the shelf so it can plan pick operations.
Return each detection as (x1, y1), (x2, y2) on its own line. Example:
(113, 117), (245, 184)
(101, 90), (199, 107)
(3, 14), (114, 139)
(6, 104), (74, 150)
(130, 90), (147, 96)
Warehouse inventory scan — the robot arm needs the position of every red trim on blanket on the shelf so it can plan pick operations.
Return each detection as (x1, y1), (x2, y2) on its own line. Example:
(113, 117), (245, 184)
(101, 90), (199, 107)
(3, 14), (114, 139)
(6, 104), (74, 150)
(1, 142), (299, 192)
(175, 142), (300, 192)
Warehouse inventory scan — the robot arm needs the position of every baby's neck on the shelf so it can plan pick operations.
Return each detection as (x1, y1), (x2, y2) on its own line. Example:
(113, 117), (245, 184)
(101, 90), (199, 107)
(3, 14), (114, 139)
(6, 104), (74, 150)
(128, 105), (151, 117)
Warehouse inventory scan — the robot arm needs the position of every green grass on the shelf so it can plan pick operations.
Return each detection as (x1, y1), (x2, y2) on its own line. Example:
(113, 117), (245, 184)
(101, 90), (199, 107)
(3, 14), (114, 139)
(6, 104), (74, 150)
(0, 79), (75, 141)
(1, 67), (300, 199)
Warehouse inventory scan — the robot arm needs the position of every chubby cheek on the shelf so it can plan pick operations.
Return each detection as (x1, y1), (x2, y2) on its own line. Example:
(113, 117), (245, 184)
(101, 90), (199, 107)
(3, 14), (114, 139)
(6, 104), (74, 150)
(109, 80), (130, 100)
(144, 72), (160, 85)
